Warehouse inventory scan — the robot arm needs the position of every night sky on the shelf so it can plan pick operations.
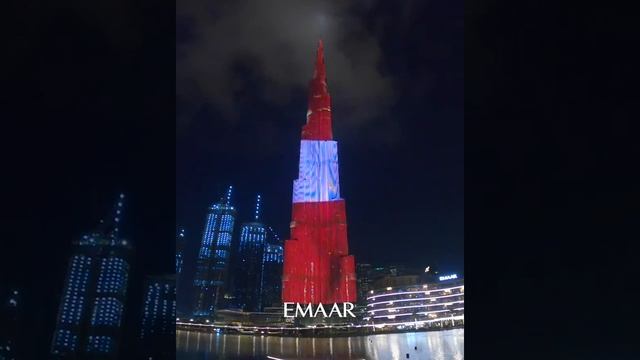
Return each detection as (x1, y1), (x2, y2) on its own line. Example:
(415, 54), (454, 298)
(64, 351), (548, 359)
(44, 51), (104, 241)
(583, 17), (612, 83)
(177, 0), (463, 280)
(6, 0), (640, 358)
(3, 0), (461, 357)
(4, 1), (175, 358)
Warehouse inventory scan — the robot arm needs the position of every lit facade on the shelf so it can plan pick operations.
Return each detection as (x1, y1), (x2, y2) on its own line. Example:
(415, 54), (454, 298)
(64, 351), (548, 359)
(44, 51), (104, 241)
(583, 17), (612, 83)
(193, 186), (236, 316)
(139, 275), (176, 359)
(51, 194), (132, 359)
(363, 277), (464, 330)
(282, 41), (357, 304)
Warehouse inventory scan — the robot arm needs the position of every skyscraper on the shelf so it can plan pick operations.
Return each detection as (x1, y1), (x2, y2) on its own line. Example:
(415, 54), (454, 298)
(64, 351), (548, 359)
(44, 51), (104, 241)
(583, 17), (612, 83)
(51, 194), (132, 359)
(356, 263), (372, 305)
(193, 186), (236, 316)
(232, 195), (267, 312)
(138, 275), (175, 359)
(260, 243), (284, 309)
(282, 40), (357, 304)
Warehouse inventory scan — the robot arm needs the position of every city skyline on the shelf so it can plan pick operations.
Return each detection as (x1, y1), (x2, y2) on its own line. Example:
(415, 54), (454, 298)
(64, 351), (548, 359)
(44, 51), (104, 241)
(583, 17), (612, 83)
(4, 2), (463, 357)
(178, 185), (464, 274)
(9, 0), (634, 357)
(177, 2), (463, 275)
(178, 184), (455, 315)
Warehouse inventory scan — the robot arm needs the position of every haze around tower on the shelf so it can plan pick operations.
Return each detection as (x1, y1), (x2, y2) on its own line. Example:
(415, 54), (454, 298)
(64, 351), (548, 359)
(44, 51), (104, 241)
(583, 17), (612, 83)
(177, 0), (395, 129)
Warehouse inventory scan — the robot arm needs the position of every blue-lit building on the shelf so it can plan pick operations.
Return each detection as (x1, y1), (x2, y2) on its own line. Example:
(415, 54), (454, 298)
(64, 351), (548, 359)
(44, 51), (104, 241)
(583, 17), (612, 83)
(51, 194), (132, 359)
(232, 195), (267, 312)
(139, 275), (175, 359)
(260, 242), (284, 309)
(193, 186), (236, 316)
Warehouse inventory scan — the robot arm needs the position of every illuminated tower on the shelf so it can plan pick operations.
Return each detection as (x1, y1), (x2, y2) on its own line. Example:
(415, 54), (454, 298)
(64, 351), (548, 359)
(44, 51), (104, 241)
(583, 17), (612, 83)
(51, 194), (132, 359)
(282, 41), (357, 304)
(193, 186), (236, 316)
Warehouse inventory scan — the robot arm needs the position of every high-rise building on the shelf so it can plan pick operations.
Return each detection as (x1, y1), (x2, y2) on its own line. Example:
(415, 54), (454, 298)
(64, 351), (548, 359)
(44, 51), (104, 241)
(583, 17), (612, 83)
(176, 227), (185, 276)
(51, 194), (132, 359)
(260, 243), (284, 309)
(193, 186), (236, 316)
(356, 263), (372, 305)
(138, 275), (176, 359)
(0, 288), (21, 360)
(232, 195), (267, 312)
(282, 40), (357, 304)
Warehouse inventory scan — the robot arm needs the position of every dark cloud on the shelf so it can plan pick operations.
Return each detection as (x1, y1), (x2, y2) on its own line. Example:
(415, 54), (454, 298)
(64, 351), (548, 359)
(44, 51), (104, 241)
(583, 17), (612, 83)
(177, 0), (395, 130)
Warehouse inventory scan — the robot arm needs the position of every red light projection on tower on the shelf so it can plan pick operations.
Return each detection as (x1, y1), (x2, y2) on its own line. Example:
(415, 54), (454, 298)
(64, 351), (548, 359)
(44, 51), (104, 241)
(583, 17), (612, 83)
(282, 40), (357, 304)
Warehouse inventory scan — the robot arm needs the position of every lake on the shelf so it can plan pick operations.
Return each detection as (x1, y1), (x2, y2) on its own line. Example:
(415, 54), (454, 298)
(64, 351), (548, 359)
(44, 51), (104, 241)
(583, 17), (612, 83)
(177, 328), (464, 359)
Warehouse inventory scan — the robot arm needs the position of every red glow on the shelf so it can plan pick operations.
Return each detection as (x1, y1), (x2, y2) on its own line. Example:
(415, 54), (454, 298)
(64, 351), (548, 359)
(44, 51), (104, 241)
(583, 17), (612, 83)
(282, 41), (357, 304)
(302, 40), (333, 141)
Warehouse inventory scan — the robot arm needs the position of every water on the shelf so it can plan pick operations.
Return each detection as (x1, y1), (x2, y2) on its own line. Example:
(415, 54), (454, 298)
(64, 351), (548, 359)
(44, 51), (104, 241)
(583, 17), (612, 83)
(177, 329), (464, 359)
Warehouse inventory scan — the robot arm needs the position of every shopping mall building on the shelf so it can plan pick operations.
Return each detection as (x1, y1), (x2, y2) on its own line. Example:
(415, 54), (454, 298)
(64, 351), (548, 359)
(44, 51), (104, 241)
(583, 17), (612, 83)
(363, 275), (464, 330)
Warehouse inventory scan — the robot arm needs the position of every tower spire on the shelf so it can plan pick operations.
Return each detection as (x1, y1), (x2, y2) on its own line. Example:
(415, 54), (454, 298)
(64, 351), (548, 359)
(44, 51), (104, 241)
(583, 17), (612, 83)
(113, 193), (124, 239)
(254, 194), (262, 221)
(98, 193), (125, 239)
(302, 39), (333, 140)
(313, 39), (326, 81)
(225, 185), (233, 206)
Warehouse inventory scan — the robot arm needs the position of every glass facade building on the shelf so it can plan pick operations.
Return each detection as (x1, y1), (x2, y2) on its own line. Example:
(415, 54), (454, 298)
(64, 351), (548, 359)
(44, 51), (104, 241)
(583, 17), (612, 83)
(50, 194), (132, 359)
(193, 186), (236, 316)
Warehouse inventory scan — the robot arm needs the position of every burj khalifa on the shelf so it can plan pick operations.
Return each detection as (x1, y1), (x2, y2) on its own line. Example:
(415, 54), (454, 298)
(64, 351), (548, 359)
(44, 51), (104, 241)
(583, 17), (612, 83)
(282, 41), (357, 304)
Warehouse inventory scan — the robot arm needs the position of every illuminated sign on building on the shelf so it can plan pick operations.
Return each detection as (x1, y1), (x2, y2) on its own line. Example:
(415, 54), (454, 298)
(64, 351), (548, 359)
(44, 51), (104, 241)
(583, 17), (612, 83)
(292, 140), (340, 203)
(439, 274), (458, 281)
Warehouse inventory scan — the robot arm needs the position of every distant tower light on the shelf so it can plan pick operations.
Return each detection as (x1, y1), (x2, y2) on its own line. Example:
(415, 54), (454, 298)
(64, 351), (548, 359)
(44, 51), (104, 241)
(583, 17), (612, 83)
(254, 194), (262, 220)
(226, 185), (233, 205)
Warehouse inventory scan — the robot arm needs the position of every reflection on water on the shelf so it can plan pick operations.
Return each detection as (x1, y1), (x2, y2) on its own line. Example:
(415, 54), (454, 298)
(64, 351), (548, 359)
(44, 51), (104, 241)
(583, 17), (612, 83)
(177, 329), (463, 359)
